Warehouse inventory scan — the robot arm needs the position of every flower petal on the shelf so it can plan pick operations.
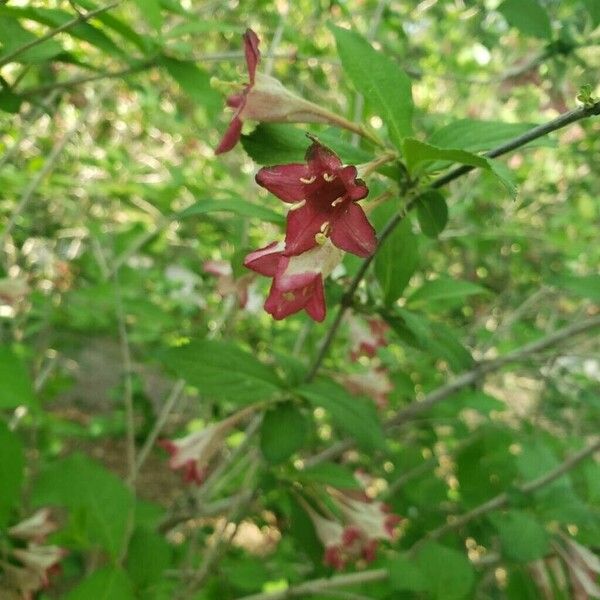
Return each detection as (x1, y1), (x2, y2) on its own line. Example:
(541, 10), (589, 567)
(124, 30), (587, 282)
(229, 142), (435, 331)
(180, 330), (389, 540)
(255, 164), (310, 202)
(330, 203), (377, 257)
(338, 165), (369, 201)
(284, 203), (330, 256)
(304, 277), (326, 322)
(244, 241), (285, 276)
(243, 29), (260, 84)
(215, 115), (243, 155)
(306, 140), (342, 173)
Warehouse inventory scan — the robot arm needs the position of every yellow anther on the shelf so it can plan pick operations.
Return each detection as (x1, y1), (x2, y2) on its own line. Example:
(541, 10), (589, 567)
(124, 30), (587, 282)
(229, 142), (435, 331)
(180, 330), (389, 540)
(331, 197), (344, 207)
(300, 176), (316, 184)
(283, 292), (295, 301)
(323, 173), (336, 182)
(314, 232), (328, 245)
(320, 221), (331, 234)
(289, 199), (306, 211)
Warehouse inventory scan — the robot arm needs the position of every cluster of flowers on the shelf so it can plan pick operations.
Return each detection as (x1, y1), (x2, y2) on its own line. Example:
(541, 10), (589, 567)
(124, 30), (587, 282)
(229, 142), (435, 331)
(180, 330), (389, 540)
(304, 487), (402, 570)
(214, 29), (378, 322)
(0, 509), (66, 599)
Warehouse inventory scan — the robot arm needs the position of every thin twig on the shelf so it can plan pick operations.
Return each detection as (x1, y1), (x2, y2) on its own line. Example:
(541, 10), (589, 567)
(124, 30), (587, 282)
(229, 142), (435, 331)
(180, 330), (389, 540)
(0, 1), (120, 69)
(303, 101), (600, 385)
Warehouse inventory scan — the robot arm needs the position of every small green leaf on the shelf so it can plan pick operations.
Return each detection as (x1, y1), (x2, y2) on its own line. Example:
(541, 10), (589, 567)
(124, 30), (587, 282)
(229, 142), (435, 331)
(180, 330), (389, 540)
(415, 542), (475, 600)
(66, 567), (135, 600)
(416, 190), (448, 238)
(175, 198), (284, 225)
(297, 378), (384, 451)
(126, 527), (172, 589)
(581, 0), (600, 27)
(133, 0), (163, 31)
(0, 89), (22, 113)
(0, 423), (24, 528)
(407, 277), (490, 305)
(298, 463), (361, 489)
(489, 510), (549, 562)
(160, 340), (283, 405)
(374, 215), (419, 305)
(498, 0), (552, 40)
(387, 553), (428, 592)
(0, 18), (63, 64)
(260, 403), (309, 464)
(0, 346), (35, 409)
(550, 274), (600, 302)
(330, 25), (413, 149)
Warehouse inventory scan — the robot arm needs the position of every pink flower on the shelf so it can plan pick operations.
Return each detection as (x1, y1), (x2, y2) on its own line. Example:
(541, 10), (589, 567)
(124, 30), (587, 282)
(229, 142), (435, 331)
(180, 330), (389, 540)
(203, 259), (252, 307)
(11, 544), (66, 589)
(347, 315), (388, 361)
(256, 140), (376, 257)
(216, 30), (332, 154)
(335, 495), (402, 542)
(8, 509), (57, 544)
(244, 239), (342, 321)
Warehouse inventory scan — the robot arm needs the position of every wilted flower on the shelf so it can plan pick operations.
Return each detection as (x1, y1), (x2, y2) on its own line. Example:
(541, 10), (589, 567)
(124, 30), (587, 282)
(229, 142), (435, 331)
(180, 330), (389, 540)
(244, 238), (342, 321)
(8, 509), (57, 544)
(347, 315), (388, 361)
(203, 259), (253, 308)
(215, 30), (336, 154)
(256, 140), (376, 257)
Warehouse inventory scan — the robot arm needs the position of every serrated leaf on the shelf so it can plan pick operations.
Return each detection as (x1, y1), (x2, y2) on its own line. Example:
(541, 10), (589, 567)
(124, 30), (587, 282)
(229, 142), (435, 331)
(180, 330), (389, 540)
(32, 454), (134, 558)
(498, 0), (552, 39)
(490, 510), (549, 562)
(407, 277), (490, 305)
(174, 198), (284, 225)
(297, 378), (385, 450)
(0, 423), (24, 528)
(260, 403), (309, 464)
(416, 190), (448, 238)
(330, 25), (413, 149)
(66, 567), (135, 600)
(415, 542), (475, 600)
(0, 346), (35, 409)
(241, 123), (373, 166)
(160, 340), (283, 405)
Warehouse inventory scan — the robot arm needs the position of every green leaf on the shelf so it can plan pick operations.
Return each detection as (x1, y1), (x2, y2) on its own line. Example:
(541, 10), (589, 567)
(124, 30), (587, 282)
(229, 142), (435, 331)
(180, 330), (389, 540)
(66, 567), (135, 600)
(174, 198), (284, 225)
(134, 0), (162, 31)
(489, 510), (549, 562)
(329, 25), (413, 149)
(126, 527), (172, 589)
(416, 190), (448, 238)
(403, 138), (517, 198)
(32, 454), (135, 558)
(260, 403), (309, 464)
(0, 423), (24, 528)
(0, 346), (35, 409)
(374, 216), (419, 305)
(161, 56), (220, 117)
(298, 463), (362, 489)
(415, 542), (475, 600)
(0, 17), (64, 64)
(428, 119), (551, 153)
(160, 340), (283, 405)
(297, 378), (385, 451)
(0, 88), (22, 113)
(241, 124), (373, 167)
(550, 274), (600, 302)
(498, 0), (553, 39)
(387, 553), (428, 592)
(407, 277), (490, 306)
(582, 0), (600, 27)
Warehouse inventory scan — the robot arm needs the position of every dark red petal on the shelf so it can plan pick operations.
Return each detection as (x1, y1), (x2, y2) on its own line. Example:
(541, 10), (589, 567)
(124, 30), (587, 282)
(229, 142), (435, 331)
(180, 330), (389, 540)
(276, 270), (318, 292)
(284, 203), (330, 256)
(255, 164), (310, 203)
(330, 203), (377, 257)
(338, 165), (369, 201)
(306, 140), (342, 173)
(158, 439), (176, 456)
(304, 277), (326, 322)
(243, 29), (260, 84)
(264, 282), (307, 320)
(244, 241), (284, 276)
(215, 115), (243, 154)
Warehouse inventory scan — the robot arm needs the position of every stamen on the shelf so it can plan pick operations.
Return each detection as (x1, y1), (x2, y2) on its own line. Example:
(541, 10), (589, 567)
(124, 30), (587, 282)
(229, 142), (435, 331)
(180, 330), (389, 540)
(331, 197), (344, 207)
(283, 292), (295, 301)
(323, 173), (336, 182)
(320, 221), (330, 233)
(314, 232), (328, 245)
(300, 175), (316, 184)
(289, 199), (306, 211)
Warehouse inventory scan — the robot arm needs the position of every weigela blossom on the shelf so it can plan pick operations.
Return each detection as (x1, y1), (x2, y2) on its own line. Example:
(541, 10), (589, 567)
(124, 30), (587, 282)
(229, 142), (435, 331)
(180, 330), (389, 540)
(203, 259), (253, 308)
(11, 544), (66, 589)
(256, 141), (376, 257)
(347, 315), (388, 361)
(8, 509), (57, 544)
(341, 367), (393, 409)
(244, 238), (342, 321)
(215, 30), (333, 154)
